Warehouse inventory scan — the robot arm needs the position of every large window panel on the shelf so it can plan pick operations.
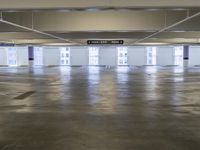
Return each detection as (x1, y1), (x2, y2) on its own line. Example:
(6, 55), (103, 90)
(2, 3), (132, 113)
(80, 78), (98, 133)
(89, 47), (99, 65)
(7, 47), (17, 66)
(174, 47), (183, 66)
(34, 47), (43, 66)
(118, 47), (128, 66)
(60, 47), (70, 65)
(147, 47), (157, 65)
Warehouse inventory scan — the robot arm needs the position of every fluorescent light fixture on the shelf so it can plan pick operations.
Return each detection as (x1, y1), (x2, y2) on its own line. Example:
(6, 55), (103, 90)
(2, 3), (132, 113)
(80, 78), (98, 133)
(44, 43), (75, 46)
(173, 31), (186, 32)
(136, 43), (169, 45)
(85, 8), (100, 11)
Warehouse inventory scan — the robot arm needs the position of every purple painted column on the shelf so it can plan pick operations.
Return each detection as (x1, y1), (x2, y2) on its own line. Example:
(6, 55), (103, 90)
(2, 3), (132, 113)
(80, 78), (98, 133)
(184, 46), (189, 59)
(28, 46), (34, 60)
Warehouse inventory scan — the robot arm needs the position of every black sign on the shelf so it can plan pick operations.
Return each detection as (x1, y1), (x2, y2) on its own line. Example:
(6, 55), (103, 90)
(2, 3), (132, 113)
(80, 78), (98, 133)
(0, 43), (15, 47)
(87, 40), (124, 45)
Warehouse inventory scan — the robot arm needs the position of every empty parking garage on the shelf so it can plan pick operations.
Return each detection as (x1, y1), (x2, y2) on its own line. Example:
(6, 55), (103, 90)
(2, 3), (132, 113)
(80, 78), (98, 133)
(0, 1), (200, 150)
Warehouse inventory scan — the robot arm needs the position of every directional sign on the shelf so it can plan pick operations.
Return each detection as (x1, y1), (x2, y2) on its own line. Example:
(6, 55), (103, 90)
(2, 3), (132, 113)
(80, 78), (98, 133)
(87, 40), (124, 45)
(0, 43), (15, 46)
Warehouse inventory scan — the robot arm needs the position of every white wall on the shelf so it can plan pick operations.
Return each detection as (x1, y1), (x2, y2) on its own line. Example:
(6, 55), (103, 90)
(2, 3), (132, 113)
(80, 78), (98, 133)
(17, 46), (29, 66)
(0, 47), (8, 66)
(157, 46), (174, 66)
(99, 46), (117, 66)
(43, 47), (60, 66)
(128, 46), (146, 66)
(189, 46), (200, 66)
(70, 46), (89, 66)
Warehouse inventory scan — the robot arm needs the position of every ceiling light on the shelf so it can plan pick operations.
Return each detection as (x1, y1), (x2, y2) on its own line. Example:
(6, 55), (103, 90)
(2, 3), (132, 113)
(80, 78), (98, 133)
(173, 31), (186, 32)
(85, 8), (100, 11)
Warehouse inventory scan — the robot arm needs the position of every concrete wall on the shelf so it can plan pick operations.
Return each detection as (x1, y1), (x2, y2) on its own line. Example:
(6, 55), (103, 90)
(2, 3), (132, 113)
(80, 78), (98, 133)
(128, 46), (146, 66)
(99, 46), (117, 66)
(43, 47), (60, 66)
(17, 46), (29, 66)
(157, 46), (174, 66)
(0, 47), (8, 66)
(189, 46), (200, 66)
(70, 46), (89, 66)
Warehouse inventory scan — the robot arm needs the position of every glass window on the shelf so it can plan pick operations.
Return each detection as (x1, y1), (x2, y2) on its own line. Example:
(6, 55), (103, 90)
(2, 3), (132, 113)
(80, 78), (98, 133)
(89, 47), (99, 65)
(34, 47), (43, 66)
(7, 47), (17, 66)
(147, 47), (157, 65)
(118, 47), (128, 65)
(60, 47), (70, 65)
(174, 46), (183, 66)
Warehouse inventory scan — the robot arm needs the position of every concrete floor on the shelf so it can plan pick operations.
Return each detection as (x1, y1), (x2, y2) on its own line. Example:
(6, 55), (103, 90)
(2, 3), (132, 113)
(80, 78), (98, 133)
(0, 66), (199, 150)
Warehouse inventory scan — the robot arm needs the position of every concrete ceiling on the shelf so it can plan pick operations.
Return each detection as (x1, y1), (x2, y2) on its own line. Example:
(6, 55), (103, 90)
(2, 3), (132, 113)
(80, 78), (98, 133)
(0, 0), (200, 9)
(0, 0), (200, 46)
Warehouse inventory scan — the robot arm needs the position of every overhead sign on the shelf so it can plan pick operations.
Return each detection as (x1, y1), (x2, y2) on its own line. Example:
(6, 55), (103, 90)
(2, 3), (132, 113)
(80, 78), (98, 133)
(87, 40), (124, 45)
(0, 43), (15, 47)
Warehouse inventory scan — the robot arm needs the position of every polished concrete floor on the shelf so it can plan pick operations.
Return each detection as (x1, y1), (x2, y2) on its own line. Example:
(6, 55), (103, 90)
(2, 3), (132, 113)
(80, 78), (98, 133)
(0, 66), (199, 150)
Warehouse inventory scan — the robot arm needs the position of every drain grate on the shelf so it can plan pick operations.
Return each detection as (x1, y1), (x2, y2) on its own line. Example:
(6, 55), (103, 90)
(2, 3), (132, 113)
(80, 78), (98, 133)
(14, 91), (35, 100)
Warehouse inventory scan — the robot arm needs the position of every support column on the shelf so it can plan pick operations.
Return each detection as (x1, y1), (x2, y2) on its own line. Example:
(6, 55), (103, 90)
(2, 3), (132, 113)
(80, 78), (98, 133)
(70, 46), (89, 66)
(0, 47), (8, 66)
(99, 46), (117, 66)
(43, 47), (60, 66)
(128, 46), (146, 66)
(157, 46), (174, 66)
(189, 46), (200, 66)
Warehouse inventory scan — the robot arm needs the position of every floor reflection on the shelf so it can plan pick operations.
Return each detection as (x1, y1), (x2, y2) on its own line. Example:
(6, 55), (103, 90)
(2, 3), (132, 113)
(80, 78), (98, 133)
(95, 72), (118, 114)
(116, 66), (129, 83)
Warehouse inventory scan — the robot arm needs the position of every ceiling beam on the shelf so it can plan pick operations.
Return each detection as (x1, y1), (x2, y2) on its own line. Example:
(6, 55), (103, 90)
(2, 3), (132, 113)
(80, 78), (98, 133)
(0, 0), (200, 10)
(2, 31), (200, 40)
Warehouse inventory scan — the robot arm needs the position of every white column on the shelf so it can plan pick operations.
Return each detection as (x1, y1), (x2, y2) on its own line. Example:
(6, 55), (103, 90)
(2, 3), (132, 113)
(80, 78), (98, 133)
(128, 46), (146, 66)
(43, 47), (60, 66)
(189, 46), (200, 66)
(157, 46), (174, 66)
(70, 46), (89, 66)
(99, 46), (117, 66)
(17, 46), (29, 66)
(0, 47), (8, 66)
